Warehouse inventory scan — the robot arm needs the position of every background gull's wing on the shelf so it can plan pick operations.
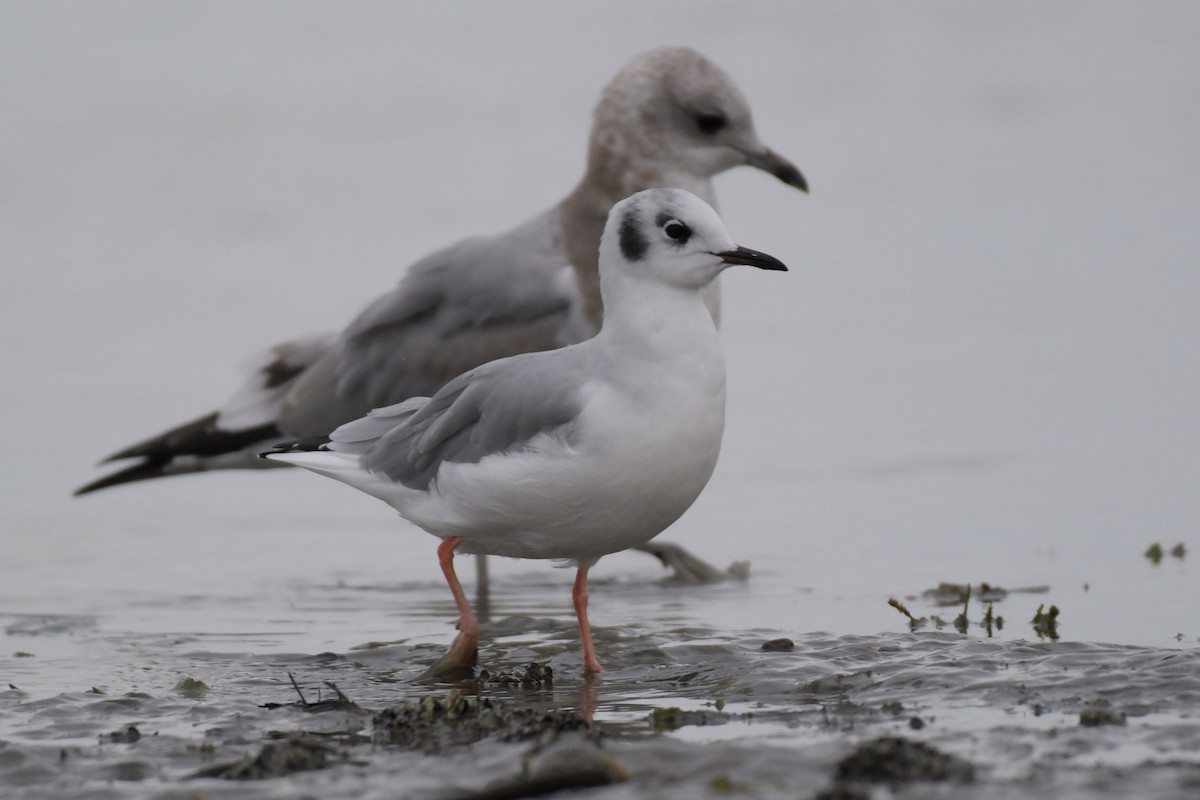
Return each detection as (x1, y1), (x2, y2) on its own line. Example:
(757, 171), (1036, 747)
(277, 209), (583, 438)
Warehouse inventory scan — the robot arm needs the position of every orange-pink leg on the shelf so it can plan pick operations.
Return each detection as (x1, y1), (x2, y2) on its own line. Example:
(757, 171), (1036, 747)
(573, 563), (603, 673)
(421, 536), (480, 679)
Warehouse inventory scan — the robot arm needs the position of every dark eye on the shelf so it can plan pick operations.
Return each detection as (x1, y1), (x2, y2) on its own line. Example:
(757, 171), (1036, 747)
(694, 112), (727, 135)
(663, 219), (691, 243)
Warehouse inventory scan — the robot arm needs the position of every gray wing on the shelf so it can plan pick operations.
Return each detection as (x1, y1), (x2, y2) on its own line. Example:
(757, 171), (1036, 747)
(356, 349), (587, 491)
(326, 397), (427, 455)
(277, 209), (580, 438)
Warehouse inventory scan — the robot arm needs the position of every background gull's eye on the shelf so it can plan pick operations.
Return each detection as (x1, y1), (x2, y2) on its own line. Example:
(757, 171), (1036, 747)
(664, 219), (691, 243)
(694, 112), (727, 135)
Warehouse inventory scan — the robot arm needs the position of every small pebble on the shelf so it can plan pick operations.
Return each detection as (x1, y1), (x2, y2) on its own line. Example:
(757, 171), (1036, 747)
(100, 725), (142, 744)
(1079, 708), (1126, 727)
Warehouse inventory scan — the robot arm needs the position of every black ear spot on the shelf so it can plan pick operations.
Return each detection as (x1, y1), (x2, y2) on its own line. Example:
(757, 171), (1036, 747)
(695, 112), (727, 135)
(619, 211), (648, 262)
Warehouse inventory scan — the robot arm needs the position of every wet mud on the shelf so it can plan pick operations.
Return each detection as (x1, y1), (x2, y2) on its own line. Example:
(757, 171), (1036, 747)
(3, 586), (1200, 800)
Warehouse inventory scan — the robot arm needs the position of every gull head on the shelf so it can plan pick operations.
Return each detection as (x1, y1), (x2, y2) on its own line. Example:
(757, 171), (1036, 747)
(600, 188), (787, 294)
(591, 47), (807, 192)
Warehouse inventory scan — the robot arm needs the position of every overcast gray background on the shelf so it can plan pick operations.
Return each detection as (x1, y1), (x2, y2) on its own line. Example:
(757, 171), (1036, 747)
(1, 2), (1197, 658)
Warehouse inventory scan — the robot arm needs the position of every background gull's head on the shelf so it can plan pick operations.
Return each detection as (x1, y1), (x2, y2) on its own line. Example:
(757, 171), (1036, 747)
(588, 47), (807, 192)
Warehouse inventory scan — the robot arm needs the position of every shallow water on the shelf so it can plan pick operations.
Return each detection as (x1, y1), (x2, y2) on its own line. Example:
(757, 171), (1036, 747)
(2, 1), (1199, 798)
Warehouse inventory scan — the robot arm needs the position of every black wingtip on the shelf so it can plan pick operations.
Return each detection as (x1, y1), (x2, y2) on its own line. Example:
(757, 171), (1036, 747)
(259, 436), (331, 459)
(258, 443), (290, 460)
(74, 460), (169, 496)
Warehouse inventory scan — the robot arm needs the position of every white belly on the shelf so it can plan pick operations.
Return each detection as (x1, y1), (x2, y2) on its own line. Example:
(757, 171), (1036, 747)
(407, 361), (726, 562)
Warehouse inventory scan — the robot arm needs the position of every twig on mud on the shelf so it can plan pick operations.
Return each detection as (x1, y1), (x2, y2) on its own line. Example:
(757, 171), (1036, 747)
(888, 597), (916, 622)
(289, 672), (309, 706)
(262, 674), (361, 712)
(888, 597), (928, 631)
(323, 681), (353, 705)
(953, 584), (972, 634)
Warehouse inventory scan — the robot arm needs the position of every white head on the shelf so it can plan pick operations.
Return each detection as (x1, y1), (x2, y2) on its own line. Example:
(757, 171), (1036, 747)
(599, 189), (787, 299)
(588, 47), (808, 191)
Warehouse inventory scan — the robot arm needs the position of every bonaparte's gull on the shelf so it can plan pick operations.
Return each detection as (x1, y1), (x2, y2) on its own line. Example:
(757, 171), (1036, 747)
(263, 188), (788, 674)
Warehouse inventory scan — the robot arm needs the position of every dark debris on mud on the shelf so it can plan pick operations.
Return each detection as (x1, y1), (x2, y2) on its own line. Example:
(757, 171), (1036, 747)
(477, 662), (555, 688)
(835, 735), (975, 784)
(194, 733), (353, 780)
(889, 581), (1080, 641)
(922, 581), (1014, 606)
(198, 665), (592, 781)
(1145, 541), (1187, 565)
(1031, 603), (1061, 640)
(649, 705), (728, 733)
(1079, 698), (1127, 727)
(373, 687), (592, 752)
(805, 736), (976, 800)
(99, 724), (142, 744)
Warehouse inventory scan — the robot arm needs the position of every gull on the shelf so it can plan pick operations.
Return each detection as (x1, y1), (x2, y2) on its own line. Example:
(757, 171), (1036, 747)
(262, 188), (788, 674)
(74, 47), (805, 582)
